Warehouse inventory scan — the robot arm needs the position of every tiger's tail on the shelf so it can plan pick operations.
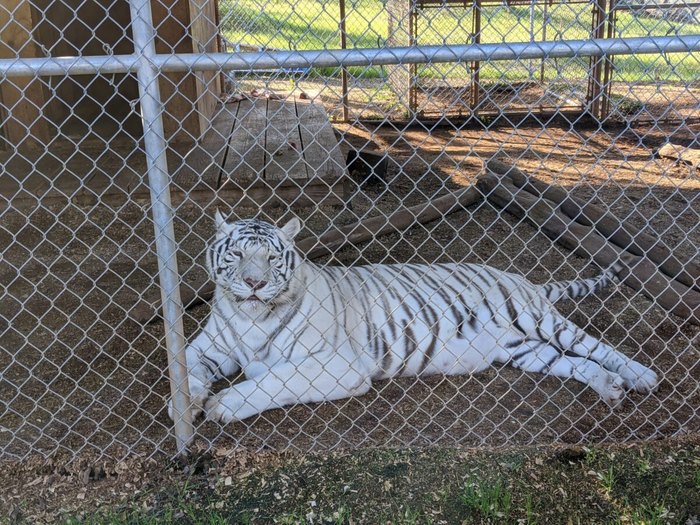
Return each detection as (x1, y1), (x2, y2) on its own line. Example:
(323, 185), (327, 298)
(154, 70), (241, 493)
(539, 262), (625, 303)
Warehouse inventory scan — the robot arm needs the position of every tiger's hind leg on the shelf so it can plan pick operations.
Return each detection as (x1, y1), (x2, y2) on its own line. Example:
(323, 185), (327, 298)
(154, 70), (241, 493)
(498, 340), (626, 406)
(534, 315), (658, 394)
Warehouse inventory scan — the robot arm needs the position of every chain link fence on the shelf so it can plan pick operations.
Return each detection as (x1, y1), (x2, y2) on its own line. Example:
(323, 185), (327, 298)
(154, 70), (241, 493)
(1, 0), (699, 464)
(407, 0), (597, 118)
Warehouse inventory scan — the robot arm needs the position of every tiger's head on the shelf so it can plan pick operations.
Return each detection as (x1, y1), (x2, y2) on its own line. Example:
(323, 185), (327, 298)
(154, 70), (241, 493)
(207, 213), (303, 309)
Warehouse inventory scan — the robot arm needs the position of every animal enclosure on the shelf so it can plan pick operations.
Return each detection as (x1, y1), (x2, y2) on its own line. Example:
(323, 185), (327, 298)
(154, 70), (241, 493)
(219, 0), (700, 123)
(0, 0), (699, 467)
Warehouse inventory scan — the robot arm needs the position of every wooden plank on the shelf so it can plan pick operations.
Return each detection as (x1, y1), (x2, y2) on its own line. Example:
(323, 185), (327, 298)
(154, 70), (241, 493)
(150, 0), (203, 143)
(296, 98), (347, 179)
(188, 0), (221, 135)
(172, 102), (237, 188)
(0, 0), (50, 148)
(223, 98), (267, 181)
(478, 174), (700, 325)
(264, 99), (307, 181)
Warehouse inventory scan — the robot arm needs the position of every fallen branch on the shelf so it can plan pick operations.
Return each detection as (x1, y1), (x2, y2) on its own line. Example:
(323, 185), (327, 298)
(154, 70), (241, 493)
(485, 158), (700, 293)
(132, 186), (482, 324)
(477, 174), (700, 324)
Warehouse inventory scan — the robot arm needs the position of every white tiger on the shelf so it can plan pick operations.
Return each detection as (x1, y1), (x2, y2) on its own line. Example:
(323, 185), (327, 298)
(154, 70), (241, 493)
(169, 214), (659, 424)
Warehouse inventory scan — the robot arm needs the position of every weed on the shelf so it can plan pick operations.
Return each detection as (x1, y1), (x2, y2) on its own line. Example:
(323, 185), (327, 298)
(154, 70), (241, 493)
(637, 458), (652, 475)
(523, 494), (536, 525)
(461, 478), (512, 521)
(477, 115), (494, 126)
(628, 501), (674, 525)
(608, 93), (645, 115)
(378, 506), (429, 525)
(276, 512), (305, 524)
(237, 510), (254, 525)
(584, 447), (598, 466)
(597, 466), (616, 495)
(400, 507), (422, 524)
(332, 505), (352, 524)
(385, 507), (431, 525)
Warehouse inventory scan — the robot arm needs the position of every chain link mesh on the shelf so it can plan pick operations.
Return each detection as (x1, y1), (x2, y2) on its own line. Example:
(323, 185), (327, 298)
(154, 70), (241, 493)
(0, 0), (698, 463)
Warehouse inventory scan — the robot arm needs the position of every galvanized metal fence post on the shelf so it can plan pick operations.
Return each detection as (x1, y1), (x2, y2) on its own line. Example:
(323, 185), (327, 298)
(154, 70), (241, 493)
(128, 0), (194, 455)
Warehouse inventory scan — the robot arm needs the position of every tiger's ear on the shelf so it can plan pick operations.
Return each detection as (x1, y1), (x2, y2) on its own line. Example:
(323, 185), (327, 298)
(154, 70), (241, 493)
(214, 208), (227, 230)
(280, 217), (302, 239)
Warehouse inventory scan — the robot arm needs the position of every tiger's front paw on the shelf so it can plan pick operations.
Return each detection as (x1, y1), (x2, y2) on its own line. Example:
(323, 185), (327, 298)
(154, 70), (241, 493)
(591, 370), (625, 407)
(205, 389), (245, 424)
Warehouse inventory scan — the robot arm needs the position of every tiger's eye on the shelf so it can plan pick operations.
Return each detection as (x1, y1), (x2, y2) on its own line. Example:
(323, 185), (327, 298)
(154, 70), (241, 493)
(232, 250), (243, 257)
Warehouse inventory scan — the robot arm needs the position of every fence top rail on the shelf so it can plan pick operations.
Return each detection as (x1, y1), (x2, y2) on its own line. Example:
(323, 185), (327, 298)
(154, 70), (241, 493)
(0, 35), (698, 78)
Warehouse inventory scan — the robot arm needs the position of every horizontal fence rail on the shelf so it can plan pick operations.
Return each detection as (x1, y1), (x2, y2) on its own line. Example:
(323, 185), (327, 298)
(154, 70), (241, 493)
(1, 36), (699, 77)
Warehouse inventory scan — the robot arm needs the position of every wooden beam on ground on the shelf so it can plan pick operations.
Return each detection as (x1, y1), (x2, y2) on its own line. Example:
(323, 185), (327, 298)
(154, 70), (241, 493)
(477, 174), (700, 325)
(299, 186), (481, 260)
(485, 158), (700, 294)
(131, 186), (482, 323)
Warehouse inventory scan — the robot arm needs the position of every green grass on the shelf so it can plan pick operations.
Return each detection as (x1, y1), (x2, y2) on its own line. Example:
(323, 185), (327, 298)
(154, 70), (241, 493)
(461, 477), (513, 522)
(61, 511), (231, 525)
(219, 0), (700, 81)
(637, 457), (652, 475)
(597, 465), (617, 495)
(627, 501), (673, 525)
(43, 439), (700, 525)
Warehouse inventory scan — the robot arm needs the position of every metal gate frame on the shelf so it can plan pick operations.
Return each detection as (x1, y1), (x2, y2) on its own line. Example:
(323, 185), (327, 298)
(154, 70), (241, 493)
(386, 0), (614, 120)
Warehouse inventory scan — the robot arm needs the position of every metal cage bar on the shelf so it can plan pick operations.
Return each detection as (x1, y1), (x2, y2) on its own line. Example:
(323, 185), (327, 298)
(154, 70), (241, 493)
(1, 35), (699, 77)
(128, 0), (193, 455)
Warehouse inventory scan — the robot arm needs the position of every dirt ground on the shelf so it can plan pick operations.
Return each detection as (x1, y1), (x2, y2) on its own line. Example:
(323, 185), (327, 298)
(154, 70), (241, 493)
(2, 435), (700, 523)
(0, 113), (699, 467)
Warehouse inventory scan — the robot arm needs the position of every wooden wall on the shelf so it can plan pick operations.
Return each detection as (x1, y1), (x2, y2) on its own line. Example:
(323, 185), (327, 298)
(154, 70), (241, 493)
(0, 0), (221, 148)
(0, 0), (51, 148)
(152, 0), (221, 144)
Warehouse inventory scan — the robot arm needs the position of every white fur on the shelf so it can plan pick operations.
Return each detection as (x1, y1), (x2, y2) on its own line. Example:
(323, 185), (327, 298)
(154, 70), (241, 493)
(168, 218), (659, 424)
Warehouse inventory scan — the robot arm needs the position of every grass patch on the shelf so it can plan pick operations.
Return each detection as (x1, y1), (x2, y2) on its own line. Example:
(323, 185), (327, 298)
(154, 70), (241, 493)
(34, 437), (700, 525)
(460, 477), (512, 521)
(219, 0), (700, 82)
(626, 500), (675, 525)
(597, 465), (617, 495)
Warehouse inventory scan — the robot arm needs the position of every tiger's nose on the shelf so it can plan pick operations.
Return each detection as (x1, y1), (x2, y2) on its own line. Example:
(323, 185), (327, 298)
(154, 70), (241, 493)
(244, 278), (267, 291)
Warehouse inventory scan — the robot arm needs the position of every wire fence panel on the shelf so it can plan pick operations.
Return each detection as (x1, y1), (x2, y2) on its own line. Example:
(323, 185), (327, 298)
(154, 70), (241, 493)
(411, 1), (596, 118)
(0, 0), (699, 464)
